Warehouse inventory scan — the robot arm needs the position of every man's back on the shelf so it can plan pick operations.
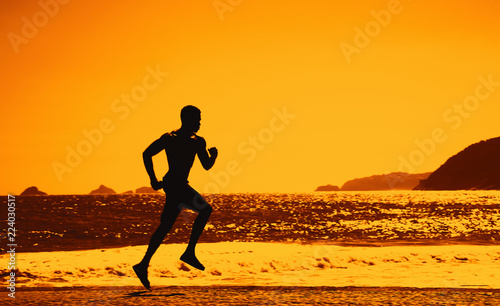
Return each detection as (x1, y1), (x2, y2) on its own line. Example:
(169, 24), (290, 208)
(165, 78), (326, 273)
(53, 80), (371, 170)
(162, 130), (201, 184)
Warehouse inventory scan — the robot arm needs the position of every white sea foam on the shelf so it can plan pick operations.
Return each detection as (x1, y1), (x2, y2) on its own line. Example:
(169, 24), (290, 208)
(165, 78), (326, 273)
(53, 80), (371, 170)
(3, 242), (500, 289)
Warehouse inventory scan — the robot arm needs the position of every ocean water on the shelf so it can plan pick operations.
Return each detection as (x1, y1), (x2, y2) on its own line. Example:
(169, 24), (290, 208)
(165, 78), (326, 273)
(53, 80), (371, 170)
(4, 191), (500, 253)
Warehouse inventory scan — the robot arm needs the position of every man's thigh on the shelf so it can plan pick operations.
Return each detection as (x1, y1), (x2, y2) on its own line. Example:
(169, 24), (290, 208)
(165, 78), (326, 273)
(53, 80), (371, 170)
(161, 185), (184, 222)
(177, 185), (210, 213)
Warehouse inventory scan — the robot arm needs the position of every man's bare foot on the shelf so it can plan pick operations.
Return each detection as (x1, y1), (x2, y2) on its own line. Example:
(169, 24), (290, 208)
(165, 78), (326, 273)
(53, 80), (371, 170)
(180, 252), (205, 271)
(133, 264), (151, 291)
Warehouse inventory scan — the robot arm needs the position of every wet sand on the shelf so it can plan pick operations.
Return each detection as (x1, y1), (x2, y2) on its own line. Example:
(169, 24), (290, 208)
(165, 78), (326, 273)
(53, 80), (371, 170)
(5, 242), (500, 288)
(9, 286), (500, 305)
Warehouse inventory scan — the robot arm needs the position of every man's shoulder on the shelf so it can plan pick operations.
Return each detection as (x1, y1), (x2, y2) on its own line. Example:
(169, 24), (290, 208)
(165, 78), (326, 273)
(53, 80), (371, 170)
(159, 131), (176, 143)
(160, 131), (204, 142)
(193, 134), (206, 144)
(193, 133), (204, 141)
(163, 130), (182, 137)
(160, 132), (171, 139)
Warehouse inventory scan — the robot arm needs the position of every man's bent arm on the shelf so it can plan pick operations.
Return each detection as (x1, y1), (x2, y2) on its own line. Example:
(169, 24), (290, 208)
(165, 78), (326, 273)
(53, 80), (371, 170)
(198, 138), (217, 170)
(143, 137), (165, 189)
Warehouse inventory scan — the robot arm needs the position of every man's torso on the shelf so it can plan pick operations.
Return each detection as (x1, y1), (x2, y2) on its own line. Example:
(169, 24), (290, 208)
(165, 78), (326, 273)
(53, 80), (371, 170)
(162, 130), (201, 184)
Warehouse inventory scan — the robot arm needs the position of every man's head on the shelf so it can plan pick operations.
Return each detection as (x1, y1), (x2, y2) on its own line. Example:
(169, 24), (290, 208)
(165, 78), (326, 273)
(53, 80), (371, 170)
(180, 105), (201, 133)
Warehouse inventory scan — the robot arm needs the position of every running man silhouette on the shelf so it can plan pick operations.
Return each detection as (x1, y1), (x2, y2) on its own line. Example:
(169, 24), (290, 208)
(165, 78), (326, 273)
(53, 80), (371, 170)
(133, 105), (217, 290)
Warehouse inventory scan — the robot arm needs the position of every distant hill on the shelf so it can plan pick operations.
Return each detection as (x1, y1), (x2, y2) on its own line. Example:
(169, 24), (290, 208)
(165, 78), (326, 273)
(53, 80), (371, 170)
(341, 172), (432, 191)
(20, 186), (47, 196)
(135, 186), (160, 194)
(89, 185), (116, 195)
(415, 137), (500, 190)
(315, 184), (340, 191)
(121, 190), (134, 194)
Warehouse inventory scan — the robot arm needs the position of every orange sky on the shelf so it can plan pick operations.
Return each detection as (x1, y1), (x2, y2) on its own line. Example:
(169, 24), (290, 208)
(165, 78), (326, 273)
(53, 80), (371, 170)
(1, 0), (500, 195)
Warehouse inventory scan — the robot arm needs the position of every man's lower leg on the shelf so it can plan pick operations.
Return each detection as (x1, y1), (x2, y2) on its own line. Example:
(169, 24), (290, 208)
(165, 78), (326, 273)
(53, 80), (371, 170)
(187, 208), (211, 252)
(180, 208), (212, 271)
(139, 225), (168, 266)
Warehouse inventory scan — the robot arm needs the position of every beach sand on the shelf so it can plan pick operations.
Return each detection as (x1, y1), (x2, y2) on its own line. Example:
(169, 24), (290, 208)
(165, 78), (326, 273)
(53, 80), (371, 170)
(5, 242), (500, 288)
(3, 242), (500, 304)
(9, 286), (500, 305)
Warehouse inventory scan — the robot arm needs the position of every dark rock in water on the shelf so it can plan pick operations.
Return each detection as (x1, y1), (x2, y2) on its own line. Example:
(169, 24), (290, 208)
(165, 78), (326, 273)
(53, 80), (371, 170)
(20, 186), (47, 196)
(415, 137), (500, 190)
(89, 185), (116, 194)
(315, 184), (340, 191)
(135, 186), (160, 193)
(121, 190), (134, 194)
(341, 172), (431, 191)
